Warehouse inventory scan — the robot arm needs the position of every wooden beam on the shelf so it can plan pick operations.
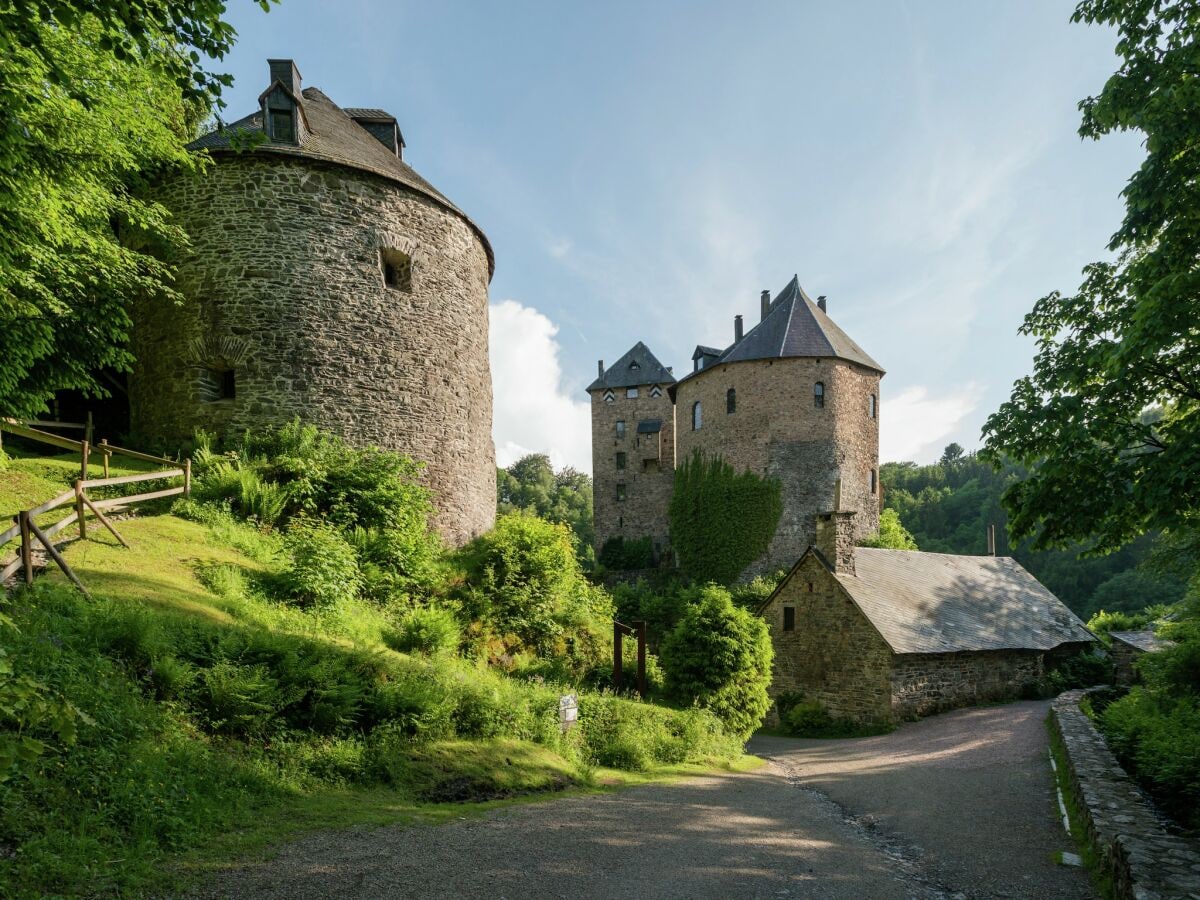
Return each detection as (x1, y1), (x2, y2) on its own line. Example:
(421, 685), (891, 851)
(40, 511), (79, 541)
(90, 485), (185, 510)
(27, 517), (89, 598)
(81, 495), (129, 548)
(97, 442), (175, 466)
(0, 420), (83, 452)
(26, 489), (76, 519)
(19, 512), (32, 587)
(78, 469), (183, 489)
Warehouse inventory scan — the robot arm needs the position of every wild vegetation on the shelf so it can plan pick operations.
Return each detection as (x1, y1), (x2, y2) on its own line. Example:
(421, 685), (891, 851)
(496, 453), (594, 565)
(0, 427), (756, 895)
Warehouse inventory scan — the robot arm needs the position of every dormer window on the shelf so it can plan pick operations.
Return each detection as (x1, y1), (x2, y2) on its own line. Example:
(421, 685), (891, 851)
(268, 106), (295, 143)
(380, 248), (412, 292)
(630, 362), (641, 372)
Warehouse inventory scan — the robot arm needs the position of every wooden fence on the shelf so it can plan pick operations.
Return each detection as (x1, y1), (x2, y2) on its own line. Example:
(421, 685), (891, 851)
(1, 421), (190, 597)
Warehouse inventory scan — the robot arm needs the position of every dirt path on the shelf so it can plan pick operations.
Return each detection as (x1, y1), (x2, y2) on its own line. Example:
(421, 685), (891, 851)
(195, 701), (1093, 899)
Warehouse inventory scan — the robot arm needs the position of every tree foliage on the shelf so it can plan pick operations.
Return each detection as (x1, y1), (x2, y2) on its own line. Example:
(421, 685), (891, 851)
(982, 0), (1200, 552)
(669, 450), (782, 585)
(658, 585), (773, 739)
(858, 508), (918, 550)
(496, 454), (594, 564)
(0, 2), (272, 418)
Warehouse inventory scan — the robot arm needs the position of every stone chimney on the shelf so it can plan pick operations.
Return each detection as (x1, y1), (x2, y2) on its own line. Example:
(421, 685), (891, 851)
(815, 510), (857, 576)
(760, 289), (771, 321)
(817, 295), (827, 312)
(734, 314), (743, 343)
(597, 359), (604, 377)
(268, 59), (302, 97)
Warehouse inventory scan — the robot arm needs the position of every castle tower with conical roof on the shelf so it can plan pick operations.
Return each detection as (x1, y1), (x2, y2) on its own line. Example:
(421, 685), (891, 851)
(589, 276), (883, 577)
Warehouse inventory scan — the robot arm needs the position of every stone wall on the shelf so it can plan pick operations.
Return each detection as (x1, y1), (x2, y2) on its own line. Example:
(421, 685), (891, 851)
(673, 356), (880, 576)
(1052, 689), (1200, 898)
(1109, 643), (1141, 686)
(890, 650), (1044, 719)
(760, 554), (893, 723)
(132, 155), (495, 545)
(590, 384), (675, 557)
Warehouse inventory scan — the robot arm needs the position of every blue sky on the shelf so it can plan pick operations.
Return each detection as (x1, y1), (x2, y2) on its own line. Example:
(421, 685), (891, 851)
(216, 0), (1143, 472)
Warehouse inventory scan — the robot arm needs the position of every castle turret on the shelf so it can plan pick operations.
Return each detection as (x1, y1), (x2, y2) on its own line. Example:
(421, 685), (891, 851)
(587, 342), (676, 563)
(131, 59), (496, 545)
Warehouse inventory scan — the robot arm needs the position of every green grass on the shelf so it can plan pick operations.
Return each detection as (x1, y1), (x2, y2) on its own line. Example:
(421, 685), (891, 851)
(0, 456), (753, 897)
(1046, 717), (1116, 900)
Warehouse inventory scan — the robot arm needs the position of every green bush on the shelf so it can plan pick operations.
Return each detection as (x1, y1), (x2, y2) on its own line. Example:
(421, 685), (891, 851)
(658, 585), (773, 738)
(598, 536), (654, 570)
(281, 521), (362, 609)
(385, 606), (460, 657)
(1040, 650), (1111, 695)
(669, 450), (782, 585)
(858, 508), (919, 550)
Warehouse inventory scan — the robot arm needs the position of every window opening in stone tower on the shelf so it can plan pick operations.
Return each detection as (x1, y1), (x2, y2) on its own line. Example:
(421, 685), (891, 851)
(727, 388), (736, 414)
(380, 248), (413, 292)
(627, 387), (638, 399)
(199, 362), (236, 402)
(870, 468), (878, 494)
(692, 401), (702, 430)
(616, 420), (626, 439)
(814, 382), (825, 408)
(783, 607), (795, 631)
(616, 483), (627, 502)
(616, 452), (626, 469)
(869, 393), (877, 419)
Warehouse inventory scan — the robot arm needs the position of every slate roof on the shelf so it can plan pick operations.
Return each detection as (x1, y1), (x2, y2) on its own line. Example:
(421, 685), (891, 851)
(343, 107), (394, 120)
(190, 87), (493, 278)
(762, 547), (1095, 655)
(588, 342), (676, 392)
(1110, 630), (1173, 653)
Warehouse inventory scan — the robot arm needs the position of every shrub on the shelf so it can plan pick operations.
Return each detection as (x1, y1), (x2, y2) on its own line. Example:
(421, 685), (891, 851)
(598, 536), (654, 570)
(669, 450), (782, 585)
(281, 521), (362, 609)
(658, 585), (773, 738)
(858, 508), (919, 550)
(384, 606), (460, 657)
(1040, 650), (1111, 695)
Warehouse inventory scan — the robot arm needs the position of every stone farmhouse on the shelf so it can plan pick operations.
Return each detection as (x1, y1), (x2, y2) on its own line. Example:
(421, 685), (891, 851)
(589, 275), (882, 574)
(131, 59), (495, 545)
(755, 510), (1095, 723)
(590, 276), (1096, 721)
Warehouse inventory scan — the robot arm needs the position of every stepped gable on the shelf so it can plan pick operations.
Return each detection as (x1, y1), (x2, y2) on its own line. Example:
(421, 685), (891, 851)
(720, 275), (883, 372)
(190, 87), (494, 278)
(588, 342), (676, 391)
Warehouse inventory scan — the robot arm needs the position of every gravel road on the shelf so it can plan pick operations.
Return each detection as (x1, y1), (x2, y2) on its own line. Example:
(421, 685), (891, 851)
(195, 700), (1094, 899)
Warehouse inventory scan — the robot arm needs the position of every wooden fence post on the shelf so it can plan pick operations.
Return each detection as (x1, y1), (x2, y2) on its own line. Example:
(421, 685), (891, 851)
(80, 439), (89, 482)
(613, 621), (624, 691)
(85, 411), (93, 446)
(19, 512), (32, 587)
(75, 480), (87, 542)
(184, 459), (192, 498)
(636, 620), (647, 699)
(100, 438), (110, 479)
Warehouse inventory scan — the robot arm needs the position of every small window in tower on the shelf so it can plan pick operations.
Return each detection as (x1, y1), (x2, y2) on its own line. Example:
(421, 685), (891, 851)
(380, 248), (413, 292)
(199, 363), (236, 402)
(616, 452), (626, 469)
(627, 387), (639, 399)
(869, 393), (877, 419)
(220, 369), (236, 399)
(268, 107), (295, 143)
(807, 582), (815, 593)
(692, 401), (702, 431)
(643, 459), (659, 473)
(616, 483), (627, 502)
(618, 516), (623, 528)
(814, 382), (825, 409)
(727, 388), (736, 414)
(783, 607), (795, 631)
(870, 469), (878, 494)
(615, 420), (626, 439)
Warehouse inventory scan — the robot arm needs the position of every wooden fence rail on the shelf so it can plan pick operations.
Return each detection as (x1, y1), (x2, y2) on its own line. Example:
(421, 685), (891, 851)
(0, 418), (177, 482)
(0, 462), (191, 595)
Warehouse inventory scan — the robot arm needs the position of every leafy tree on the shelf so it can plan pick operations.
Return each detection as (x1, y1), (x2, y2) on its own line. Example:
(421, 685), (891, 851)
(496, 454), (594, 563)
(981, 0), (1200, 553)
(658, 585), (772, 739)
(1083, 569), (1187, 618)
(0, 2), (272, 418)
(669, 450), (782, 585)
(939, 443), (965, 470)
(859, 508), (918, 550)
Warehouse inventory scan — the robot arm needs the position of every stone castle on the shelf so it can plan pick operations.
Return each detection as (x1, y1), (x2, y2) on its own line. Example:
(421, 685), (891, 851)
(131, 59), (495, 544)
(588, 276), (883, 574)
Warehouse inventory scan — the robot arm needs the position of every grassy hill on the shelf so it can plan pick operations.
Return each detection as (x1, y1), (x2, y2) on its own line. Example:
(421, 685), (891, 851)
(0, 447), (753, 897)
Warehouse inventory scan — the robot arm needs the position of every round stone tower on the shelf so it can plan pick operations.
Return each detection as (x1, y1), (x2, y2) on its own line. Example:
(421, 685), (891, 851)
(131, 59), (495, 545)
(671, 277), (883, 574)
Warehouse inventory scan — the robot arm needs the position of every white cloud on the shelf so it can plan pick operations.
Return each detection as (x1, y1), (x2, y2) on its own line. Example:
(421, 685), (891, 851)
(490, 299), (592, 473)
(881, 383), (985, 463)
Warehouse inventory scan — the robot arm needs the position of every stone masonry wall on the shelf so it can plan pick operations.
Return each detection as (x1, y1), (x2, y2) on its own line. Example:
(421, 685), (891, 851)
(890, 650), (1044, 719)
(760, 554), (893, 723)
(132, 155), (495, 545)
(1052, 689), (1200, 899)
(590, 384), (675, 558)
(673, 357), (880, 576)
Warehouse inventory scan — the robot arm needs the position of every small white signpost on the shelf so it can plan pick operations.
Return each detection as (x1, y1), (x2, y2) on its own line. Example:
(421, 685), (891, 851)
(559, 694), (579, 733)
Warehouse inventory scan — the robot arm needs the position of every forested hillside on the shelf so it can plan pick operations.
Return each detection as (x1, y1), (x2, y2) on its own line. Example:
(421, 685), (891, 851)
(881, 446), (1186, 617)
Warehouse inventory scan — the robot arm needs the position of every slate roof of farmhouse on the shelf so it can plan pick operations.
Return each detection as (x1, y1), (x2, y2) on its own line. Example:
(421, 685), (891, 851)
(763, 547), (1096, 655)
(1110, 630), (1172, 653)
(190, 86), (494, 277)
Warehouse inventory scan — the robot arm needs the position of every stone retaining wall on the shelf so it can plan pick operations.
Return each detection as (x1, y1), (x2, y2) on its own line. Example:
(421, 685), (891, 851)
(1051, 689), (1200, 899)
